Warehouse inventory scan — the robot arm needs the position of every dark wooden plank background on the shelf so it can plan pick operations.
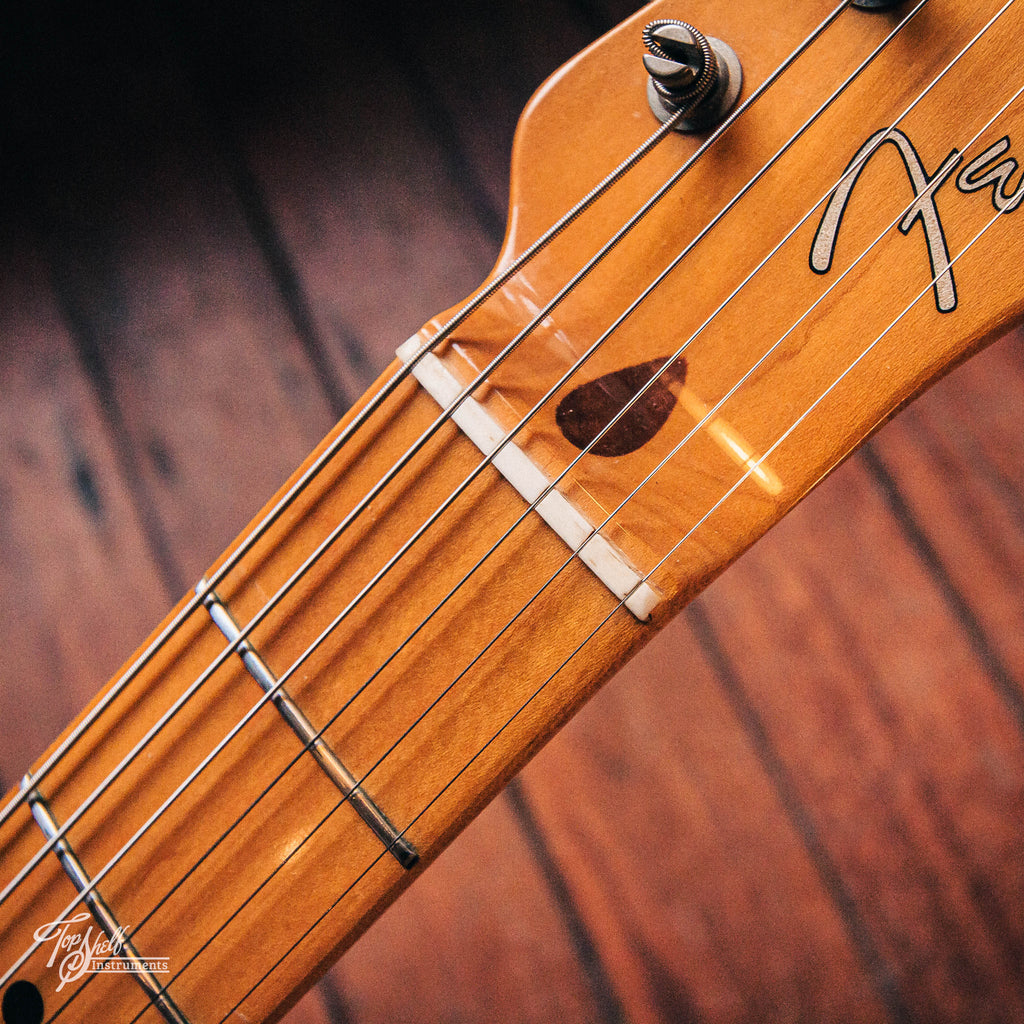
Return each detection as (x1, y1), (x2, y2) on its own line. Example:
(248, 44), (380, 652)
(1, 1), (1022, 1021)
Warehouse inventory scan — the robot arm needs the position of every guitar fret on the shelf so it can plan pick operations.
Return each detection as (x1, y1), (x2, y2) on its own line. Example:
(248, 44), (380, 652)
(397, 336), (661, 621)
(197, 582), (419, 870)
(20, 781), (190, 1024)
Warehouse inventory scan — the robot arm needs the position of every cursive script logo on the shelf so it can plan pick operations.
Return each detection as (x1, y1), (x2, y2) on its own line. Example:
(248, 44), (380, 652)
(810, 128), (1024, 314)
(810, 128), (961, 312)
(33, 913), (167, 991)
(955, 135), (1024, 213)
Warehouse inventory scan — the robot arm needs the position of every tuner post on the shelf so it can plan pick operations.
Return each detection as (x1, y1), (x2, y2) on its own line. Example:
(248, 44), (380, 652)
(642, 20), (742, 132)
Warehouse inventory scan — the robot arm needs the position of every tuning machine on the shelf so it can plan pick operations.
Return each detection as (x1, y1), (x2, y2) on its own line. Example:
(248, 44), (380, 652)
(642, 19), (743, 132)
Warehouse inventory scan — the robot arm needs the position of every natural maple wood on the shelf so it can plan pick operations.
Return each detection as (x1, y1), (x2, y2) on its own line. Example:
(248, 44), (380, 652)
(2, 2), (1024, 1023)
(422, 0), (1024, 618)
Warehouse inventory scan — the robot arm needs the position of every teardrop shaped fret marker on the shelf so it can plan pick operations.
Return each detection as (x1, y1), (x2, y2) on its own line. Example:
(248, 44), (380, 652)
(555, 356), (687, 457)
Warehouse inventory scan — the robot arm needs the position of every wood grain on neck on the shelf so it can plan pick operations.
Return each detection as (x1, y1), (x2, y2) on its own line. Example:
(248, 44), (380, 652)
(3, 0), (1024, 1021)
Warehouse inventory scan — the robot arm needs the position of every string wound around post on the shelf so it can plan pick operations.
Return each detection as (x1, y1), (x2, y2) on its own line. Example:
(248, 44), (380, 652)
(643, 19), (743, 132)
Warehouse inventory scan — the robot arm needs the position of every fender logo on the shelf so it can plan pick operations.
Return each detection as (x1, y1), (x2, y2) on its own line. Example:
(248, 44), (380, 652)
(809, 128), (1023, 313)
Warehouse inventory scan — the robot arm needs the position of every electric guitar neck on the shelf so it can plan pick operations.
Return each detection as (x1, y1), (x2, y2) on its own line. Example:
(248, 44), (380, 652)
(2, 2), (1023, 1022)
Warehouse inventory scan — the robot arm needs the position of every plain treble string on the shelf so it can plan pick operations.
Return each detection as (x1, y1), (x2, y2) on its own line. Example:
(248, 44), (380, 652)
(131, 0), (945, 952)
(28, 0), (1011, 1007)
(0, 45), (695, 911)
(18, 0), (950, 1007)
(12, 0), (872, 1012)
(0, 0), (856, 933)
(59, 2), (1016, 1019)
(0, 8), (698, 839)
(211, 110), (1023, 1024)
(54, 4), (1024, 1019)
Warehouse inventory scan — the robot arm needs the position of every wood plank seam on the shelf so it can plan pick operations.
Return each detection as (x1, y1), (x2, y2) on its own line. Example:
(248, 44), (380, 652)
(685, 601), (913, 1024)
(48, 252), (187, 601)
(859, 442), (1024, 733)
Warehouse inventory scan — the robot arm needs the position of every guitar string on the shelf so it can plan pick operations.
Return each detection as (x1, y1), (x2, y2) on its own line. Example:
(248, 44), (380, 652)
(62, 0), (972, 994)
(48, 28), (1024, 1024)
(16, 2), (1015, 1007)
(39, 7), (1018, 1018)
(0, 2), (913, 974)
(8, 0), (999, 999)
(0, 4), (855, 886)
(0, 0), (856, 915)
(209, 152), (1022, 1024)
(150, 78), (1024, 1024)
(0, 74), (697, 898)
(0, 8), (705, 839)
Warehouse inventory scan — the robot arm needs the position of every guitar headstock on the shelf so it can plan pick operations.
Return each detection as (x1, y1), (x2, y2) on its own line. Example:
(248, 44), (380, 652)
(409, 0), (1024, 617)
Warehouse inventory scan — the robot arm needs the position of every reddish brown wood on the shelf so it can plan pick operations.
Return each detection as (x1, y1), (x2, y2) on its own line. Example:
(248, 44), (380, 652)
(696, 429), (1024, 1021)
(0, 3), (1021, 1023)
(867, 350), (1024, 683)
(520, 612), (891, 1024)
(334, 795), (607, 1024)
(0, 254), (169, 781)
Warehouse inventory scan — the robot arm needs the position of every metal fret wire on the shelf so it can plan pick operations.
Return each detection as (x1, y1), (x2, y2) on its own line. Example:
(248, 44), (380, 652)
(89, 0), (958, 991)
(44, 5), (1019, 1019)
(0, 0), (855, 922)
(0, 71), (692, 906)
(212, 190), (1020, 1024)
(0, 13), (697, 841)
(7, 0), (993, 1001)
(169, 78), (1024, 1024)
